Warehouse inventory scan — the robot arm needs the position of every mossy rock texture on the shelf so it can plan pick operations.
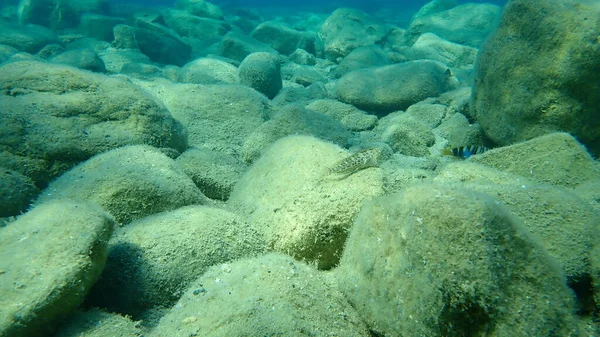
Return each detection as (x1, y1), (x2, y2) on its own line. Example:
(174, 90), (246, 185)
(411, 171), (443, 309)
(36, 145), (207, 224)
(472, 0), (600, 156)
(149, 253), (370, 337)
(0, 61), (187, 188)
(0, 200), (115, 337)
(337, 183), (579, 336)
(230, 135), (384, 269)
(86, 205), (266, 317)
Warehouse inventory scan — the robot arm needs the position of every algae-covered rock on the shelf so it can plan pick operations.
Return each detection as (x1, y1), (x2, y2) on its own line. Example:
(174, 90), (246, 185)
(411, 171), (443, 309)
(135, 79), (270, 157)
(0, 21), (61, 53)
(87, 205), (266, 317)
(241, 105), (351, 163)
(337, 183), (579, 336)
(333, 44), (390, 78)
(18, 0), (110, 29)
(176, 147), (247, 200)
(54, 308), (142, 337)
(472, 0), (600, 156)
(50, 48), (106, 73)
(306, 99), (378, 131)
(0, 168), (38, 217)
(174, 0), (223, 20)
(469, 132), (600, 188)
(251, 21), (319, 56)
(230, 135), (384, 269)
(36, 145), (207, 224)
(238, 52), (282, 99)
(375, 112), (436, 156)
(162, 9), (230, 40)
(336, 60), (459, 115)
(177, 57), (239, 84)
(218, 31), (277, 62)
(319, 8), (389, 61)
(0, 200), (115, 337)
(434, 161), (598, 284)
(406, 32), (478, 70)
(0, 61), (187, 188)
(149, 253), (371, 337)
(406, 3), (501, 47)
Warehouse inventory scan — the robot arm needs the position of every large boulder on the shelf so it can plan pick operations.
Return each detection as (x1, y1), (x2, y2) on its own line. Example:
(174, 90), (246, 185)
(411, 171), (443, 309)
(471, 0), (600, 156)
(229, 135), (385, 269)
(406, 3), (502, 47)
(319, 8), (390, 61)
(238, 52), (282, 99)
(149, 253), (371, 337)
(0, 200), (115, 337)
(0, 22), (60, 53)
(36, 145), (208, 224)
(337, 183), (579, 336)
(336, 60), (459, 115)
(87, 205), (266, 317)
(112, 23), (191, 66)
(0, 61), (187, 188)
(133, 79), (270, 157)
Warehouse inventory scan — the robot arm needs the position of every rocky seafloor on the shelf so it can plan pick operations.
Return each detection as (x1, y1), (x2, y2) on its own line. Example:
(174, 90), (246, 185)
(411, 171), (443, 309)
(1, 0), (600, 336)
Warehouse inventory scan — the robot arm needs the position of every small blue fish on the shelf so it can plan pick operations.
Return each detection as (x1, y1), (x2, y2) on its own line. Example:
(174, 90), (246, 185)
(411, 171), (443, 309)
(441, 145), (488, 159)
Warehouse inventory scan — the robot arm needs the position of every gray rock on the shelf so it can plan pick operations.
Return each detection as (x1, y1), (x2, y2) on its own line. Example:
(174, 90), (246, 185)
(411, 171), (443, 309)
(406, 32), (478, 69)
(471, 0), (600, 156)
(251, 21), (319, 56)
(406, 3), (502, 47)
(176, 147), (247, 200)
(0, 61), (187, 188)
(319, 8), (390, 61)
(149, 254), (371, 336)
(338, 183), (579, 336)
(53, 308), (142, 337)
(336, 60), (459, 114)
(17, 0), (110, 29)
(112, 23), (191, 66)
(79, 13), (125, 42)
(87, 205), (265, 317)
(306, 99), (377, 131)
(218, 31), (277, 62)
(239, 52), (282, 99)
(241, 105), (351, 163)
(289, 48), (317, 65)
(469, 132), (600, 189)
(174, 0), (223, 20)
(50, 48), (106, 72)
(134, 80), (270, 157)
(0, 22), (60, 53)
(177, 57), (238, 84)
(434, 161), (599, 284)
(0, 168), (38, 217)
(162, 9), (230, 40)
(333, 44), (390, 78)
(0, 44), (18, 63)
(231, 136), (384, 269)
(0, 200), (115, 337)
(36, 145), (208, 224)
(375, 112), (436, 156)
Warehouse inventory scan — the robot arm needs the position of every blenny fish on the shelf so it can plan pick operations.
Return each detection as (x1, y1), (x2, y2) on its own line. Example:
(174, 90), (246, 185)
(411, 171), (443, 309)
(441, 145), (489, 159)
(327, 147), (387, 176)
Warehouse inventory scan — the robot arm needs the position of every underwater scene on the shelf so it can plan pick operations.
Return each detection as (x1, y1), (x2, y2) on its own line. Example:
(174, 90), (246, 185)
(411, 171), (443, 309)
(0, 0), (599, 336)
